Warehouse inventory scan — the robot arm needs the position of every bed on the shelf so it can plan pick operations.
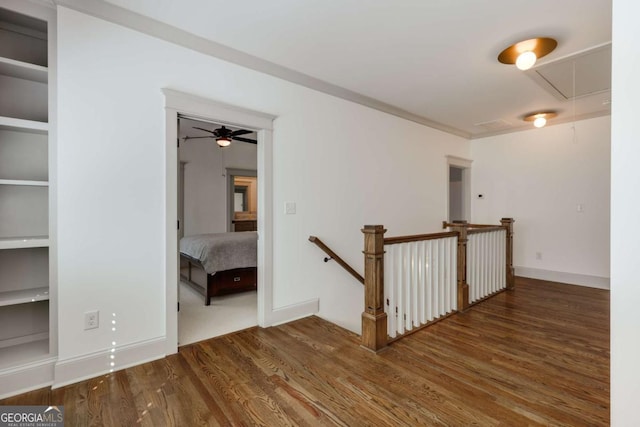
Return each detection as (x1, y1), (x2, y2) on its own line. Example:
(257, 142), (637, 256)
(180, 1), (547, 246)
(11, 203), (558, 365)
(180, 232), (257, 305)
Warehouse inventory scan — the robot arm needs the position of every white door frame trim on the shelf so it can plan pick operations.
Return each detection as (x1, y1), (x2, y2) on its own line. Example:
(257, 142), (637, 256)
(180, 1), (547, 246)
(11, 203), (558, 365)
(162, 88), (275, 355)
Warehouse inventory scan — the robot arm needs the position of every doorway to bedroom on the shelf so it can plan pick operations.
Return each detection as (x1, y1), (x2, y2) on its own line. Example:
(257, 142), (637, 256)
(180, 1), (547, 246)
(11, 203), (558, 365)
(177, 116), (259, 346)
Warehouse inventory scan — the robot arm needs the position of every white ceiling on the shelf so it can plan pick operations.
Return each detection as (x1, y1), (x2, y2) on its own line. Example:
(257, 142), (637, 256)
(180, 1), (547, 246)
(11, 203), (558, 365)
(103, 0), (612, 138)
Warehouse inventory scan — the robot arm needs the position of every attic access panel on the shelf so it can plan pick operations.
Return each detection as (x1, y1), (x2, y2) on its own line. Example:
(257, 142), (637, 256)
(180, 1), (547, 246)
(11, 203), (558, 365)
(526, 43), (611, 101)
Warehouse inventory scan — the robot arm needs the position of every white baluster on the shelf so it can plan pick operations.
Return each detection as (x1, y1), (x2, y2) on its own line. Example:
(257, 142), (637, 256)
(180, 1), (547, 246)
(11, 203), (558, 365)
(448, 238), (454, 311)
(404, 243), (412, 331)
(384, 245), (395, 338)
(396, 244), (406, 334)
(451, 236), (458, 311)
(418, 240), (426, 324)
(500, 229), (506, 289)
(470, 234), (476, 303)
(437, 239), (446, 316)
(489, 231), (495, 295)
(483, 232), (489, 299)
(495, 231), (500, 294)
(392, 244), (400, 337)
(435, 238), (440, 317)
(426, 240), (433, 322)
(469, 233), (475, 303)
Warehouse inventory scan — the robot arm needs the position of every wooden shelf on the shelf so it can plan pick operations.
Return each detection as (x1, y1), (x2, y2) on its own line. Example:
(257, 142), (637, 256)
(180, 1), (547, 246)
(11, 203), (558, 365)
(0, 179), (48, 186)
(0, 236), (49, 249)
(0, 116), (48, 133)
(0, 338), (50, 370)
(0, 287), (48, 307)
(0, 56), (47, 83)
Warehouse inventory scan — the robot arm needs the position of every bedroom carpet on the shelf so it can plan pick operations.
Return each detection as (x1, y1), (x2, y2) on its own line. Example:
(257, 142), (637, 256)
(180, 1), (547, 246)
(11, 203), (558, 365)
(178, 281), (257, 346)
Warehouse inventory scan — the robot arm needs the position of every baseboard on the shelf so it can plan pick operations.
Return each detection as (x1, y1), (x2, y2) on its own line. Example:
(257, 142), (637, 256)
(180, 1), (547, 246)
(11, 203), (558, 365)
(515, 266), (610, 290)
(53, 336), (166, 388)
(268, 298), (319, 326)
(0, 357), (56, 400)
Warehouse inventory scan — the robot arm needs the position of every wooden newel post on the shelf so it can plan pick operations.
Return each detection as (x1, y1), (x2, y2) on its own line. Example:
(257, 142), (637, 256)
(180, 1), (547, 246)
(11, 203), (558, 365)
(443, 221), (469, 310)
(361, 225), (387, 352)
(500, 218), (515, 290)
(449, 221), (470, 312)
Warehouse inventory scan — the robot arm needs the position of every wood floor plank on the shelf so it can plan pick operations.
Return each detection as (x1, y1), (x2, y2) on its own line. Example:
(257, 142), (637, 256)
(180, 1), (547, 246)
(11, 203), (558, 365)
(1, 277), (610, 425)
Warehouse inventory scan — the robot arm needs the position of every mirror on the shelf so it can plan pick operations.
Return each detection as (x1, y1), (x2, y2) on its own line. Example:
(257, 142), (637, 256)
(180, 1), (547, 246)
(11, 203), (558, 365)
(233, 176), (256, 215)
(234, 186), (248, 212)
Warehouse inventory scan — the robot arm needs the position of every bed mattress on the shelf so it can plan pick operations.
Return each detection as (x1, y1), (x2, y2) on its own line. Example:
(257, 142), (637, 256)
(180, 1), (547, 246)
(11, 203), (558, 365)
(180, 232), (257, 275)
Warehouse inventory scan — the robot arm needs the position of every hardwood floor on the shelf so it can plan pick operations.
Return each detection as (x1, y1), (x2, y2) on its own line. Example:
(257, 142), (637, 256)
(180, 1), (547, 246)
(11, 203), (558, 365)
(2, 277), (609, 426)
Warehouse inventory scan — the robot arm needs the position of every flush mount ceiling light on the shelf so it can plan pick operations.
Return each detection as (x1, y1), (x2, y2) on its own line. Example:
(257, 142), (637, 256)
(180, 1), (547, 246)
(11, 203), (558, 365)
(523, 111), (557, 128)
(498, 37), (558, 70)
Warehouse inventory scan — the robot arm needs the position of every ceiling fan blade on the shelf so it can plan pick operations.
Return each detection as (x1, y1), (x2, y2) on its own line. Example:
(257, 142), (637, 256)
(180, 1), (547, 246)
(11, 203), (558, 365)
(184, 135), (213, 139)
(232, 136), (257, 144)
(192, 126), (217, 135)
(230, 129), (252, 137)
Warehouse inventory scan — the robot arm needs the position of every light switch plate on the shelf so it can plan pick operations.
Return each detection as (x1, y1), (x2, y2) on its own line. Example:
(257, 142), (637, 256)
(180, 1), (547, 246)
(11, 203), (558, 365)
(285, 201), (296, 214)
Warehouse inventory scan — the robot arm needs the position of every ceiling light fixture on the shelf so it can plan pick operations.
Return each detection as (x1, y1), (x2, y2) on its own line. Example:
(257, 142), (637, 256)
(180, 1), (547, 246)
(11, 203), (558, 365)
(533, 116), (547, 128)
(498, 37), (558, 71)
(523, 111), (557, 128)
(216, 137), (231, 147)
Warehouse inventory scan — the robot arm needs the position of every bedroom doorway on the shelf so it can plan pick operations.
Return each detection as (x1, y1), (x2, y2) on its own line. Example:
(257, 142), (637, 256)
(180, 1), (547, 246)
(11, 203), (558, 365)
(449, 166), (465, 222)
(446, 155), (472, 222)
(176, 116), (259, 346)
(163, 89), (276, 356)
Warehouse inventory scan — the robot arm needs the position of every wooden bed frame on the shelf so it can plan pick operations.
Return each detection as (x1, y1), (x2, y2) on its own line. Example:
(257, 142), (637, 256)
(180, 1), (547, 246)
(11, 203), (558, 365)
(180, 253), (257, 305)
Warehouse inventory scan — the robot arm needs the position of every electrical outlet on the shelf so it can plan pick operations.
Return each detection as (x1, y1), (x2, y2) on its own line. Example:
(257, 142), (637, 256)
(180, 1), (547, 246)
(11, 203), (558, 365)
(84, 310), (99, 330)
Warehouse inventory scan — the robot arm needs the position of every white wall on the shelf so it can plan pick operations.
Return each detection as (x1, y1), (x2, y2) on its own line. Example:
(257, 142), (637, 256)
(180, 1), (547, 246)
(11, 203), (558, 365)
(179, 135), (257, 236)
(56, 6), (470, 370)
(611, 0), (640, 423)
(471, 116), (610, 287)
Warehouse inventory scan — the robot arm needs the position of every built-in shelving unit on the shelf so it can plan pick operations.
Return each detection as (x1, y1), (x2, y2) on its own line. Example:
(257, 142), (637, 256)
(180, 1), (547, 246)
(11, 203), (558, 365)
(0, 2), (54, 393)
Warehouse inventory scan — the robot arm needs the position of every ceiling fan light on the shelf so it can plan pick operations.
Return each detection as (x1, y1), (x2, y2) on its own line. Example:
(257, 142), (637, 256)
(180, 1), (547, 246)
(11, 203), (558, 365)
(515, 51), (537, 70)
(216, 137), (231, 147)
(533, 116), (547, 128)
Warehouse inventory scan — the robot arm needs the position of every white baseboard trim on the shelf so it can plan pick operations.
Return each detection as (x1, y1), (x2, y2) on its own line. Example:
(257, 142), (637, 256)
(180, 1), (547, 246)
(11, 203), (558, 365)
(268, 298), (319, 327)
(515, 266), (610, 290)
(53, 336), (166, 389)
(0, 357), (56, 400)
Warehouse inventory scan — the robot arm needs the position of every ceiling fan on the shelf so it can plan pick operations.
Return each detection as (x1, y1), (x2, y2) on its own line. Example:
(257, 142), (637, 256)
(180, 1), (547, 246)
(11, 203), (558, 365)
(186, 125), (257, 147)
